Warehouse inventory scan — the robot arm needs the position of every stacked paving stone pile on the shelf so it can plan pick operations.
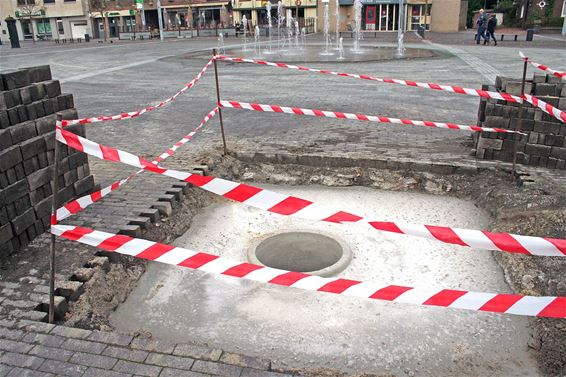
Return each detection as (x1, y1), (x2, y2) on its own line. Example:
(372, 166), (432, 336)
(476, 73), (566, 169)
(0, 66), (95, 258)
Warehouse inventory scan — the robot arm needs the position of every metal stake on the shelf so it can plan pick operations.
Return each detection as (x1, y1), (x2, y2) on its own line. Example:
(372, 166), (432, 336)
(512, 59), (529, 173)
(49, 113), (63, 324)
(212, 48), (228, 155)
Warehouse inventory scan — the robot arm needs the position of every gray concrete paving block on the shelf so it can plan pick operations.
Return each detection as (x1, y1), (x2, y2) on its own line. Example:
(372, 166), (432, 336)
(0, 110), (9, 129)
(165, 187), (183, 201)
(49, 326), (92, 340)
(191, 360), (242, 377)
(7, 108), (20, 126)
(23, 66), (52, 84)
(0, 327), (24, 341)
(61, 338), (107, 355)
(118, 225), (142, 238)
(172, 344), (222, 362)
(0, 352), (44, 369)
(21, 333), (66, 348)
(34, 115), (56, 136)
(74, 175), (95, 196)
(219, 352), (270, 371)
(28, 345), (74, 362)
(129, 337), (175, 355)
(11, 208), (36, 236)
(39, 358), (87, 376)
(0, 224), (13, 245)
(0, 129), (13, 151)
(19, 136), (47, 161)
(83, 367), (134, 377)
(525, 143), (552, 157)
(144, 353), (195, 370)
(0, 364), (12, 376)
(70, 351), (118, 369)
(112, 360), (162, 377)
(88, 331), (132, 347)
(71, 268), (95, 283)
(550, 146), (566, 160)
(151, 202), (172, 217)
(0, 147), (23, 173)
(55, 281), (84, 302)
(102, 346), (148, 363)
(0, 339), (34, 354)
(138, 209), (160, 223)
(43, 81), (61, 99)
(159, 368), (207, 377)
(84, 257), (110, 271)
(1, 70), (31, 91)
(7, 367), (54, 376)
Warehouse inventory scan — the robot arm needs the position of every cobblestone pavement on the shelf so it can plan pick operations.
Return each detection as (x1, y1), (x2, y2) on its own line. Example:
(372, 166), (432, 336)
(1, 34), (565, 375)
(0, 317), (292, 377)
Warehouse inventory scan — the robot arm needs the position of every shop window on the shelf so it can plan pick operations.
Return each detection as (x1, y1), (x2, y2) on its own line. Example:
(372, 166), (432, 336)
(21, 20), (33, 40)
(36, 18), (52, 38)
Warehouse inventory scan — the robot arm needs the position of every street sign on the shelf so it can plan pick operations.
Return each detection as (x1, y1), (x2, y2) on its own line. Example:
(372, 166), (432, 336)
(136, 0), (144, 10)
(130, 9), (136, 15)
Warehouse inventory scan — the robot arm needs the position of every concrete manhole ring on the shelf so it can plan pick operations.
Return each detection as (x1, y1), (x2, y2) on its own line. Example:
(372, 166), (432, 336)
(247, 229), (352, 277)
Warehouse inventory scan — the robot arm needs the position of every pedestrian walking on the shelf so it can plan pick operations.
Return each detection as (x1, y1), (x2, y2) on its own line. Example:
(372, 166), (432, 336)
(487, 14), (498, 45)
(476, 9), (488, 45)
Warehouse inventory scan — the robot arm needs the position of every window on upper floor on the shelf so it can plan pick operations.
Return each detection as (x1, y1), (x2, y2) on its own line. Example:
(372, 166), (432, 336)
(44, 0), (55, 3)
(17, 0), (37, 5)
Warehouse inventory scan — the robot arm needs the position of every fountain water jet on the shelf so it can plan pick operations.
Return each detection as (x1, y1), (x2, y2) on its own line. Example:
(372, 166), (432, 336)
(266, 2), (273, 53)
(255, 25), (261, 56)
(320, 1), (333, 56)
(396, 0), (406, 57)
(352, 0), (363, 53)
(338, 37), (345, 60)
(335, 0), (340, 48)
(242, 14), (248, 50)
(217, 33), (225, 55)
(277, 1), (284, 49)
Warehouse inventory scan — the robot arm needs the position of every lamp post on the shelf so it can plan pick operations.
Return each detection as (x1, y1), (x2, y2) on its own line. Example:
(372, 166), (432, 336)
(157, 0), (164, 40)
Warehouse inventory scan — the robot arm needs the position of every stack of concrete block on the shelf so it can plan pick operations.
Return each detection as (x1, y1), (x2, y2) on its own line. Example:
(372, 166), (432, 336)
(475, 72), (566, 169)
(0, 66), (95, 258)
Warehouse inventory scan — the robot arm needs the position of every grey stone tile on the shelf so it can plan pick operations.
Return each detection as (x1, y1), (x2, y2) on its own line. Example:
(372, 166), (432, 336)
(88, 331), (133, 347)
(191, 360), (242, 377)
(83, 367), (134, 377)
(38, 359), (87, 376)
(112, 360), (162, 377)
(103, 346), (148, 363)
(28, 345), (73, 362)
(0, 352), (44, 369)
(21, 333), (65, 348)
(61, 338), (106, 354)
(145, 353), (194, 370)
(173, 344), (222, 362)
(69, 351), (118, 369)
(49, 326), (92, 339)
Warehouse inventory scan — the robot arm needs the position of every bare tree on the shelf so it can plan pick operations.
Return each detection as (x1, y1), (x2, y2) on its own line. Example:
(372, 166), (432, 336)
(17, 0), (44, 44)
(89, 0), (111, 41)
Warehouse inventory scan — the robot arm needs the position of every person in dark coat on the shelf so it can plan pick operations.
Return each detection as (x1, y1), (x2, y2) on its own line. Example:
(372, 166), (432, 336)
(476, 9), (488, 45)
(486, 14), (498, 45)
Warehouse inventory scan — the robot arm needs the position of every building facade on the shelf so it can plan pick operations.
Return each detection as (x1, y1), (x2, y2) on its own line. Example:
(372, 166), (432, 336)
(322, 0), (466, 33)
(232, 0), (318, 31)
(0, 0), (91, 42)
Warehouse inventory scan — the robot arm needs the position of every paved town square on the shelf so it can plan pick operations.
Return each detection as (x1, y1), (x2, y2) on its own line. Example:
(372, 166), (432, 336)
(1, 3), (566, 375)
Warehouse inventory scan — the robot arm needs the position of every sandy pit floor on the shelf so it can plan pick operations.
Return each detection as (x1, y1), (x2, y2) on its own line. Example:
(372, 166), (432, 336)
(110, 185), (539, 376)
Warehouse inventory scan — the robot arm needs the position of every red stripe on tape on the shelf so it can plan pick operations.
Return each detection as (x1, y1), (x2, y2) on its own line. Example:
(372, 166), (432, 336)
(479, 294), (523, 313)
(222, 263), (264, 278)
(60, 227), (94, 241)
(179, 253), (219, 269)
(268, 196), (312, 215)
(137, 243), (176, 260)
(482, 232), (531, 255)
(224, 184), (263, 202)
(425, 226), (469, 247)
(370, 285), (412, 301)
(368, 221), (404, 234)
(98, 234), (133, 251)
(318, 279), (360, 294)
(186, 175), (214, 187)
(536, 297), (566, 318)
(544, 238), (566, 255)
(269, 271), (309, 286)
(423, 289), (468, 307)
(323, 211), (363, 223)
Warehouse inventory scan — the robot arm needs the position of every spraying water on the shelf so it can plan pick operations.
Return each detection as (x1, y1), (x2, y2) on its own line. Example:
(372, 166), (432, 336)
(254, 25), (261, 56)
(266, 2), (273, 53)
(321, 2), (333, 55)
(396, 0), (405, 57)
(242, 14), (248, 50)
(301, 27), (306, 47)
(217, 33), (225, 55)
(338, 36), (345, 60)
(277, 1), (284, 49)
(285, 9), (293, 52)
(352, 0), (363, 53)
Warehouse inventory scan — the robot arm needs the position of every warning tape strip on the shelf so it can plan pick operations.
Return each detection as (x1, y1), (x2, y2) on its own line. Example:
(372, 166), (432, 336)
(54, 108), (219, 223)
(520, 52), (566, 80)
(215, 55), (524, 103)
(523, 94), (566, 124)
(50, 224), (566, 318)
(218, 100), (524, 134)
(59, 58), (215, 128)
(54, 126), (566, 257)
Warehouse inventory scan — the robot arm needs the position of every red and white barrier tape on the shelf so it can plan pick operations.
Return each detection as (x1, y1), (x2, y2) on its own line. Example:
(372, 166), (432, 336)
(54, 126), (566, 257)
(219, 100), (523, 134)
(215, 55), (523, 103)
(54, 108), (219, 223)
(59, 59), (215, 128)
(522, 94), (566, 124)
(50, 224), (566, 318)
(520, 52), (566, 80)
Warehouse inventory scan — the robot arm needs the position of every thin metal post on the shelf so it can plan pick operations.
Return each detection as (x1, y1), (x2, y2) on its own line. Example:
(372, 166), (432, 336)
(49, 113), (63, 324)
(212, 48), (228, 155)
(512, 59), (529, 173)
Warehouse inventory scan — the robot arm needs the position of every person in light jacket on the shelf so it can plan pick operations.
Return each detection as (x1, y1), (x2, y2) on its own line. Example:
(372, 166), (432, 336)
(476, 9), (488, 45)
